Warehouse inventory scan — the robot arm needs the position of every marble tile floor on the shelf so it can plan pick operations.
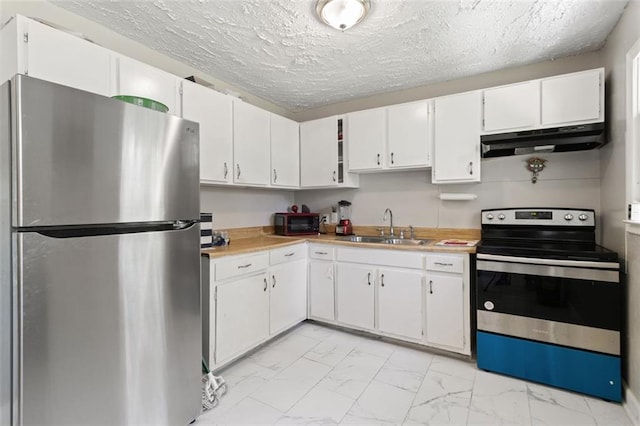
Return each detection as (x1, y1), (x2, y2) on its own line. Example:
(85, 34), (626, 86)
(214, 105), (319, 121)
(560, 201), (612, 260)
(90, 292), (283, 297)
(196, 322), (632, 425)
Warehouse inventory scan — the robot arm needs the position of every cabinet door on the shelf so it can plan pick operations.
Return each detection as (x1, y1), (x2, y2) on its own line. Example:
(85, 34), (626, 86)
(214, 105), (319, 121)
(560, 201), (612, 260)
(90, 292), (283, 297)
(300, 117), (338, 187)
(378, 269), (423, 341)
(386, 100), (431, 168)
(483, 81), (540, 132)
(347, 108), (385, 171)
(115, 56), (180, 114)
(270, 260), (307, 334)
(270, 114), (300, 187)
(425, 273), (464, 349)
(233, 100), (270, 185)
(432, 91), (481, 183)
(336, 263), (375, 330)
(541, 69), (603, 126)
(216, 273), (269, 363)
(25, 18), (112, 96)
(309, 261), (335, 321)
(181, 80), (233, 184)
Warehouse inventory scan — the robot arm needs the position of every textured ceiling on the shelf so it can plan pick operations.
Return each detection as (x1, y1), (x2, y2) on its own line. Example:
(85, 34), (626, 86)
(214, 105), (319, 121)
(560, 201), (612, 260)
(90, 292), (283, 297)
(50, 0), (628, 112)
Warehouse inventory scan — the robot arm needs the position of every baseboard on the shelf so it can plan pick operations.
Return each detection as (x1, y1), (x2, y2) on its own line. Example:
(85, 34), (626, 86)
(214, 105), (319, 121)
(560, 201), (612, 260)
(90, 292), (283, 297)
(624, 381), (640, 426)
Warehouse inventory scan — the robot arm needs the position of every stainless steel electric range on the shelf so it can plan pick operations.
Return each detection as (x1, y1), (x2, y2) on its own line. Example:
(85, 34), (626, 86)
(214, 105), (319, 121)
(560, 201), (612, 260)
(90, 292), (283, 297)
(475, 208), (621, 402)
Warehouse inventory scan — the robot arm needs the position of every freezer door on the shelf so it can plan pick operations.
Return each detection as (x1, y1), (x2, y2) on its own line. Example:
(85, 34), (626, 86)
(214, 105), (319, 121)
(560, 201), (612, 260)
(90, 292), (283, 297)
(16, 226), (201, 425)
(12, 75), (199, 227)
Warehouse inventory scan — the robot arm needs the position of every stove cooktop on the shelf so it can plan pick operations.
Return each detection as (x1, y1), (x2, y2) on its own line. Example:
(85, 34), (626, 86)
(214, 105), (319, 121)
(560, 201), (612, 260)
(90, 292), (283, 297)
(477, 239), (619, 262)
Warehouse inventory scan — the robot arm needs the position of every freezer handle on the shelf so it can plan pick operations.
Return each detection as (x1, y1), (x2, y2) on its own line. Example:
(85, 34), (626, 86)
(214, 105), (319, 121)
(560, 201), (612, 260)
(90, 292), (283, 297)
(23, 220), (199, 238)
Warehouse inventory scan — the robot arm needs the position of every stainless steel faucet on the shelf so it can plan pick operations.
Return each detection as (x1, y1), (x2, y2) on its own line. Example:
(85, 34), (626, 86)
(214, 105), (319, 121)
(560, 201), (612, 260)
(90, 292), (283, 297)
(383, 208), (394, 236)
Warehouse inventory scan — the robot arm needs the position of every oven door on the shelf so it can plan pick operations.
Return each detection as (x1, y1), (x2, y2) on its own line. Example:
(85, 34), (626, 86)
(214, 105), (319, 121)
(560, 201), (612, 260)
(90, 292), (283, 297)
(476, 253), (621, 355)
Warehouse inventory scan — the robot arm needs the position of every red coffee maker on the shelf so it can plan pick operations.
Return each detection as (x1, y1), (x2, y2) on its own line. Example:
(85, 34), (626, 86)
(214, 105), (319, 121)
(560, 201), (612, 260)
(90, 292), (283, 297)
(335, 200), (353, 235)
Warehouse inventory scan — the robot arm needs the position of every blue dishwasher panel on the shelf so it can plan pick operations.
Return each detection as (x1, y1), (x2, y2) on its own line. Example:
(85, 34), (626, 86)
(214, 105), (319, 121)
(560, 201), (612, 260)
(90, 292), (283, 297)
(477, 331), (621, 402)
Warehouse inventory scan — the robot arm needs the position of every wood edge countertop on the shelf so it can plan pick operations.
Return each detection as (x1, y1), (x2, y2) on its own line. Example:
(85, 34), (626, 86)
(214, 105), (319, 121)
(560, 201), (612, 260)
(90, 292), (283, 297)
(202, 226), (479, 258)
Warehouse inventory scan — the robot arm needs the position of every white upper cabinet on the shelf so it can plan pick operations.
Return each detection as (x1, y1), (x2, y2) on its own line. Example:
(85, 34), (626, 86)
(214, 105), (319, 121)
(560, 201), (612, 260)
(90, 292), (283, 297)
(482, 68), (604, 134)
(386, 100), (432, 168)
(346, 100), (432, 173)
(2, 16), (112, 96)
(432, 91), (482, 183)
(483, 81), (540, 132)
(181, 80), (233, 184)
(233, 100), (270, 186)
(115, 56), (180, 115)
(541, 69), (603, 126)
(300, 117), (340, 187)
(347, 108), (386, 171)
(270, 114), (300, 188)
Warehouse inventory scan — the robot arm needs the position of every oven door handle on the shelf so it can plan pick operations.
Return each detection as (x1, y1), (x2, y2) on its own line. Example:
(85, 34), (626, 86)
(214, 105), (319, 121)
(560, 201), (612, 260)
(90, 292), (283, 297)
(476, 253), (619, 270)
(477, 258), (619, 283)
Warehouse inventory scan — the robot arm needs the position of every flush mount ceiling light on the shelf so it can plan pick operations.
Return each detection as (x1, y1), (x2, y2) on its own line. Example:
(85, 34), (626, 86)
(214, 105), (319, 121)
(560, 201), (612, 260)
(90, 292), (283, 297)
(316, 0), (370, 31)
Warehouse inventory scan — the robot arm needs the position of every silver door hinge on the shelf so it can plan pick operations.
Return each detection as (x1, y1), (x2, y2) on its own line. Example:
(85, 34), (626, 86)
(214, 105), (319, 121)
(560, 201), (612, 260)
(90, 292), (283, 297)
(23, 32), (28, 43)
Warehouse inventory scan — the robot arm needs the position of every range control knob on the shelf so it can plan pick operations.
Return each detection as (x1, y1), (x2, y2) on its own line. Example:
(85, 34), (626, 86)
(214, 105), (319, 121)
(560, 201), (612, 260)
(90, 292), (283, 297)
(578, 213), (589, 222)
(564, 214), (574, 221)
(486, 213), (494, 220)
(498, 214), (506, 221)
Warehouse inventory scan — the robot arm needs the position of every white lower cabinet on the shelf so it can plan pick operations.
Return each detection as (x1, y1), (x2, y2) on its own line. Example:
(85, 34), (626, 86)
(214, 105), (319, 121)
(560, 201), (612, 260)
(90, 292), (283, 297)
(216, 272), (269, 363)
(378, 268), (423, 341)
(270, 259), (307, 334)
(212, 244), (307, 368)
(309, 261), (335, 321)
(336, 263), (375, 330)
(425, 272), (464, 349)
(424, 253), (470, 354)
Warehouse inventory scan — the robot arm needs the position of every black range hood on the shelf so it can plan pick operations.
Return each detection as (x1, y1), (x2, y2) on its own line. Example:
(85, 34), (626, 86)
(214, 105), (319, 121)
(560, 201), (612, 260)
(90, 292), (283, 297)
(480, 122), (605, 158)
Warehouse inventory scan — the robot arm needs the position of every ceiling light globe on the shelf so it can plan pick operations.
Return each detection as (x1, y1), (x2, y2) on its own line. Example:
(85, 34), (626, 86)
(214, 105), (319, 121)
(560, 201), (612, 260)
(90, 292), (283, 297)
(316, 0), (370, 31)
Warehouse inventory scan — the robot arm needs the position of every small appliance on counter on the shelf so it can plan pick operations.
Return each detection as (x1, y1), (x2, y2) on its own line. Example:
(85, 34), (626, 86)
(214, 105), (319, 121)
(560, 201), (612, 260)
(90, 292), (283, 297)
(335, 200), (353, 236)
(274, 212), (320, 236)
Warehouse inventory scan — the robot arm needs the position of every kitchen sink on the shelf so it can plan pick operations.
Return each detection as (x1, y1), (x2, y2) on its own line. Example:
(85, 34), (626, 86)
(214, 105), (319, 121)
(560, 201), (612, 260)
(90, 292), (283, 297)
(383, 238), (429, 245)
(339, 235), (387, 243)
(338, 235), (431, 246)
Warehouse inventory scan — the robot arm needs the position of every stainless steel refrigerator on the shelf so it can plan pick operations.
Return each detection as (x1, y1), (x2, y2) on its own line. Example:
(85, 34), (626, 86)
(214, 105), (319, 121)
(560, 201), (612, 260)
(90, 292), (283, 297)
(0, 75), (202, 425)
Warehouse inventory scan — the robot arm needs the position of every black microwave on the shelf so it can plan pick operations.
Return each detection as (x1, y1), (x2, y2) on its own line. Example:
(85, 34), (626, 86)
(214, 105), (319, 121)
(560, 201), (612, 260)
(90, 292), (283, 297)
(274, 213), (320, 236)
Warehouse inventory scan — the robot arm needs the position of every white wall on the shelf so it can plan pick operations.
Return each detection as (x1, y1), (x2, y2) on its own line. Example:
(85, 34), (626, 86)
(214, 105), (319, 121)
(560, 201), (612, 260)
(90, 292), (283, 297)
(200, 186), (294, 228)
(295, 151), (601, 235)
(601, 0), (640, 421)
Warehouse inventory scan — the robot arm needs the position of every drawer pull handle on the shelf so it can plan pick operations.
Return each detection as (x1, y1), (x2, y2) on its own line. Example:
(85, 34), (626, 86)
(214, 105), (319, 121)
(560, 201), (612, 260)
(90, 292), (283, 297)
(315, 251), (328, 255)
(381, 273), (385, 287)
(391, 152), (395, 164)
(429, 280), (433, 294)
(223, 162), (228, 179)
(332, 171), (337, 182)
(272, 275), (276, 288)
(434, 262), (453, 267)
(263, 278), (267, 292)
(238, 263), (252, 269)
(367, 272), (371, 286)
(469, 161), (473, 175)
(237, 164), (241, 179)
(284, 252), (295, 257)
(273, 168), (278, 182)
(377, 153), (380, 165)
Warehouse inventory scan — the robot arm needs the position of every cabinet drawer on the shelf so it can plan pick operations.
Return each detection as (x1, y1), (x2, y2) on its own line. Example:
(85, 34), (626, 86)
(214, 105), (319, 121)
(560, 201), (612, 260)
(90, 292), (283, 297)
(309, 245), (335, 260)
(425, 254), (464, 274)
(214, 252), (269, 281)
(337, 247), (423, 269)
(270, 244), (306, 265)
